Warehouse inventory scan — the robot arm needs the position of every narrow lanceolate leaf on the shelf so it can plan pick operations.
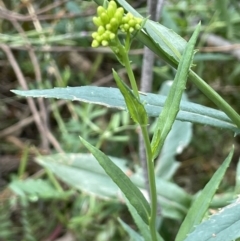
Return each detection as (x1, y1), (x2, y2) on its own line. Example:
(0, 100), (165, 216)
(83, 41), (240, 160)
(125, 198), (165, 241)
(151, 23), (201, 160)
(125, 199), (151, 241)
(80, 137), (151, 224)
(118, 219), (144, 241)
(145, 20), (184, 64)
(11, 86), (240, 134)
(175, 147), (234, 241)
(112, 69), (148, 125)
(183, 197), (240, 241)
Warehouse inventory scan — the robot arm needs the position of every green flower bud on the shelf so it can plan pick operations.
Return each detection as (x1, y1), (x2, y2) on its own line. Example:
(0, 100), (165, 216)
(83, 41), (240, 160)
(107, 1), (117, 18)
(97, 6), (105, 16)
(109, 0), (117, 9)
(92, 32), (98, 39)
(117, 7), (124, 16)
(92, 39), (99, 48)
(129, 27), (134, 33)
(102, 31), (109, 40)
(100, 12), (109, 25)
(106, 23), (112, 31)
(136, 18), (142, 24)
(110, 18), (118, 26)
(135, 24), (141, 30)
(91, 1), (143, 48)
(109, 32), (115, 40)
(115, 12), (123, 23)
(129, 19), (136, 27)
(124, 23), (129, 31)
(106, 30), (114, 39)
(126, 13), (133, 19)
(110, 18), (119, 30)
(102, 40), (109, 46)
(96, 35), (103, 42)
(93, 16), (102, 27)
(98, 26), (105, 35)
(122, 16), (128, 24)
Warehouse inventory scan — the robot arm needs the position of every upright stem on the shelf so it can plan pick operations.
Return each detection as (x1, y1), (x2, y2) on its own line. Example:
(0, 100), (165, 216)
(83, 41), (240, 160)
(121, 42), (158, 239)
(116, 32), (158, 241)
(118, 43), (140, 99)
(189, 70), (240, 128)
(141, 125), (158, 241)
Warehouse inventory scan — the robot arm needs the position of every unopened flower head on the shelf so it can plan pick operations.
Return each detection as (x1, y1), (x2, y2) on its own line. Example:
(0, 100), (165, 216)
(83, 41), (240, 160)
(91, 0), (143, 47)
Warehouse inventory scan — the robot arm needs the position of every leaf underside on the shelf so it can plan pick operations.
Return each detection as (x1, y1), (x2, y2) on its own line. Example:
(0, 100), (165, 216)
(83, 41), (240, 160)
(184, 198), (240, 241)
(176, 147), (234, 241)
(12, 87), (240, 134)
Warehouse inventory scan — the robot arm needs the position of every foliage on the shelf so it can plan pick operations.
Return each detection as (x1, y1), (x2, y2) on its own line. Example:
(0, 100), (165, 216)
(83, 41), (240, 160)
(1, 0), (240, 240)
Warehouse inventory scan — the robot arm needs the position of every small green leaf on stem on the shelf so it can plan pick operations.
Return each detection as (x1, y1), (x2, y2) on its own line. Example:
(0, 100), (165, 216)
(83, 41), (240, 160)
(151, 23), (201, 160)
(112, 69), (148, 125)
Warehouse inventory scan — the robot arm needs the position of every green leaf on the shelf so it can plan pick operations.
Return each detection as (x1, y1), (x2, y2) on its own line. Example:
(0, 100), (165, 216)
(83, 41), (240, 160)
(151, 23), (200, 159)
(125, 200), (151, 241)
(80, 137), (151, 224)
(34, 153), (191, 220)
(131, 171), (192, 220)
(118, 219), (144, 241)
(125, 198), (165, 241)
(175, 147), (234, 241)
(144, 20), (185, 64)
(35, 153), (125, 198)
(9, 179), (73, 200)
(183, 198), (240, 241)
(152, 81), (192, 179)
(112, 69), (147, 125)
(11, 87), (240, 134)
(235, 158), (240, 194)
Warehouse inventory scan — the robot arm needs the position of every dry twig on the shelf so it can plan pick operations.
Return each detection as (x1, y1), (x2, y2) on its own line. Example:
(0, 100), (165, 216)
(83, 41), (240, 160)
(0, 44), (63, 152)
(202, 34), (240, 60)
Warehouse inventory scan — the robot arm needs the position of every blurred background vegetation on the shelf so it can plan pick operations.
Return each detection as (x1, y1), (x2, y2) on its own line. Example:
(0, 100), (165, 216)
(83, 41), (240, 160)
(0, 0), (240, 240)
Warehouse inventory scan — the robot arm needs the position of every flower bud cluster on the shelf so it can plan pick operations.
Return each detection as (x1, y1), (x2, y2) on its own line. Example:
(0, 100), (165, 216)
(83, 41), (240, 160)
(120, 13), (142, 33)
(92, 0), (142, 48)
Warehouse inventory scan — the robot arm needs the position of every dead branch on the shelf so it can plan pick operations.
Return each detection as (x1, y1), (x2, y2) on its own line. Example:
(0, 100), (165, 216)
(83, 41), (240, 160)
(202, 34), (240, 60)
(0, 44), (63, 152)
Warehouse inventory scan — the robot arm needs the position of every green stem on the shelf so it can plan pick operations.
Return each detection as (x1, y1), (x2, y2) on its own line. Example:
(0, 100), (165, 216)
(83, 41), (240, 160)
(120, 35), (158, 240)
(18, 146), (29, 178)
(112, 21), (158, 240)
(189, 70), (240, 129)
(141, 125), (158, 241)
(120, 34), (158, 239)
(124, 52), (139, 99)
(125, 32), (131, 52)
(117, 39), (139, 99)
